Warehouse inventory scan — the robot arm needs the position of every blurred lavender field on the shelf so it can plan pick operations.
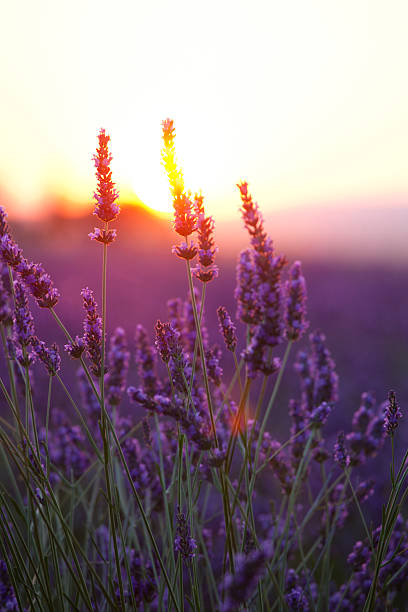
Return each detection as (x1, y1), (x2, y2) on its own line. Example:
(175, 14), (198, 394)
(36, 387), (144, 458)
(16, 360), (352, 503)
(2, 200), (408, 608)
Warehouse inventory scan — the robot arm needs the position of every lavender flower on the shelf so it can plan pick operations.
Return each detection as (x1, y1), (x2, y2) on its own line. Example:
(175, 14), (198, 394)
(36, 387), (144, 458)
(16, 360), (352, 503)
(92, 128), (120, 224)
(12, 280), (35, 366)
(286, 587), (309, 611)
(31, 337), (61, 376)
(268, 439), (295, 494)
(46, 410), (90, 480)
(174, 507), (197, 561)
(221, 540), (272, 611)
(128, 389), (213, 451)
(89, 227), (117, 245)
(0, 262), (12, 326)
(237, 183), (288, 377)
(310, 402), (332, 427)
(384, 389), (402, 436)
(217, 306), (237, 352)
(347, 392), (386, 464)
(142, 417), (152, 447)
(0, 234), (23, 268)
(347, 540), (370, 570)
(0, 207), (9, 236)
(235, 249), (262, 325)
(161, 119), (197, 239)
(0, 559), (18, 611)
(106, 327), (130, 405)
(154, 320), (185, 370)
(172, 241), (198, 261)
(309, 330), (338, 407)
(81, 287), (104, 376)
(64, 335), (85, 359)
(17, 258), (60, 308)
(193, 207), (218, 283)
(333, 431), (350, 468)
(285, 260), (308, 341)
(237, 181), (268, 251)
(205, 346), (223, 386)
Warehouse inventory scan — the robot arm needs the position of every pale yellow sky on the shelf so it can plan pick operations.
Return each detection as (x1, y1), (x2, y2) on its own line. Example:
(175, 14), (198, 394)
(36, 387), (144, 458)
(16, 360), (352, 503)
(1, 0), (407, 218)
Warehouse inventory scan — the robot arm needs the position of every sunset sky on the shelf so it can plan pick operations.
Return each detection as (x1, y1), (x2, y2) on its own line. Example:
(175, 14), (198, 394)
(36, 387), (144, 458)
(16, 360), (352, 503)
(1, 0), (408, 220)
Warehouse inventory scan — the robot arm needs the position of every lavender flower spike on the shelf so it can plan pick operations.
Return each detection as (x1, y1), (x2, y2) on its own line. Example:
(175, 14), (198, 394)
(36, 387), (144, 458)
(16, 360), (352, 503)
(81, 287), (104, 376)
(31, 337), (61, 376)
(92, 128), (120, 224)
(174, 507), (197, 561)
(285, 260), (308, 341)
(154, 320), (184, 369)
(193, 202), (218, 283)
(333, 431), (350, 468)
(217, 306), (237, 352)
(384, 390), (402, 436)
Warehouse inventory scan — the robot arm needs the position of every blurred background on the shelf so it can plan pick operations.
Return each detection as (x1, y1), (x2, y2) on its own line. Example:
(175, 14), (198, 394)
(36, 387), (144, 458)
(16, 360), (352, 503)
(1, 0), (408, 441)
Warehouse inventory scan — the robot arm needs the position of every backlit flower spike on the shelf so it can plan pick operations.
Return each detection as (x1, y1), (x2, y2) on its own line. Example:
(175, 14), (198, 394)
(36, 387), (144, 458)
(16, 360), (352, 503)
(161, 118), (198, 257)
(237, 181), (268, 252)
(192, 200), (219, 283)
(90, 128), (120, 244)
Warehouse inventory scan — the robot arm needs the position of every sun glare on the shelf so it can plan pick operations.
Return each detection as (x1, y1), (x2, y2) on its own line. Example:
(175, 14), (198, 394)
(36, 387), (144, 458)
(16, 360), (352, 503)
(130, 176), (173, 214)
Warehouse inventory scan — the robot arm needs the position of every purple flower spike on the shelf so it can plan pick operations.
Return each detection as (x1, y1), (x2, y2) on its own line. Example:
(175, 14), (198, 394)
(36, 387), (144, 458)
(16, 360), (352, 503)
(384, 390), (402, 436)
(310, 402), (332, 427)
(0, 559), (18, 611)
(17, 258), (60, 308)
(237, 181), (268, 251)
(0, 234), (23, 268)
(174, 507), (197, 561)
(286, 587), (309, 611)
(31, 337), (61, 376)
(310, 330), (338, 407)
(81, 287), (104, 376)
(0, 206), (9, 236)
(285, 260), (308, 341)
(235, 249), (262, 325)
(13, 281), (35, 348)
(92, 129), (120, 223)
(64, 335), (85, 359)
(217, 306), (237, 352)
(193, 206), (219, 283)
(106, 327), (130, 405)
(154, 320), (184, 369)
(333, 431), (350, 468)
(221, 540), (272, 612)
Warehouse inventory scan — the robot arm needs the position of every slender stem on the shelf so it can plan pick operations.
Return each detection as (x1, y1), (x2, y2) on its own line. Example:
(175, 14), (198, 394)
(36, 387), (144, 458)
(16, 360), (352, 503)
(100, 232), (126, 610)
(185, 261), (218, 447)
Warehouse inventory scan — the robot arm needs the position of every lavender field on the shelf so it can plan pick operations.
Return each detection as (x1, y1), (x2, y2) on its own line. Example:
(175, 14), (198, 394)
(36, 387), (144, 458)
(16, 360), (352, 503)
(0, 123), (407, 611)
